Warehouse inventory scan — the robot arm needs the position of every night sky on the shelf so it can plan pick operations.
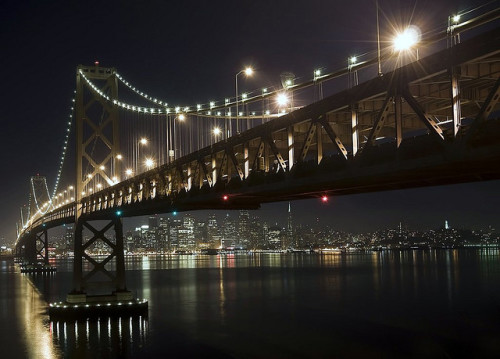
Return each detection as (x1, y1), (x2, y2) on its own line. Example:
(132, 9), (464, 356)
(1, 0), (498, 244)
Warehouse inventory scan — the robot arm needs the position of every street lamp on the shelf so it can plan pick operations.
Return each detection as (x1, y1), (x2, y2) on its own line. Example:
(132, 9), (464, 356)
(145, 158), (155, 170)
(212, 126), (221, 144)
(276, 92), (289, 107)
(393, 25), (421, 60)
(235, 66), (254, 134)
(138, 138), (148, 173)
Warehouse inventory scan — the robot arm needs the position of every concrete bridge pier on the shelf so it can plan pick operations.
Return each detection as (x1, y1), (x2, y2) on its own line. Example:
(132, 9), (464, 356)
(66, 216), (131, 303)
(52, 215), (147, 320)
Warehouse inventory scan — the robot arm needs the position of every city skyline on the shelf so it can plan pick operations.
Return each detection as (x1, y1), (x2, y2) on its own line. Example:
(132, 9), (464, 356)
(27, 205), (497, 256)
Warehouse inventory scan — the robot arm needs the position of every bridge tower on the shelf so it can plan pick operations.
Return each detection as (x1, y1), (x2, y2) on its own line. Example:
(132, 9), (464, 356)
(68, 64), (130, 303)
(21, 176), (51, 265)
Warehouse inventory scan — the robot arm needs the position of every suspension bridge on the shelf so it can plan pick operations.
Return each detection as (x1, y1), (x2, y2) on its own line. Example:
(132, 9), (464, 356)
(13, 7), (500, 317)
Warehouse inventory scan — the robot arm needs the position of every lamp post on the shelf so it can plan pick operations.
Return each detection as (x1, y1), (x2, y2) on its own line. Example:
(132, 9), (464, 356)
(276, 92), (289, 114)
(138, 138), (148, 173)
(235, 67), (253, 135)
(174, 114), (185, 158)
(212, 126), (221, 145)
(144, 158), (155, 170)
(113, 153), (122, 181)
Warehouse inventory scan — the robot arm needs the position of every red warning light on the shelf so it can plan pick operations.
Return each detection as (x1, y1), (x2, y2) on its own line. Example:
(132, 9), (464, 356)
(321, 195), (328, 203)
(94, 61), (100, 66)
(222, 195), (229, 201)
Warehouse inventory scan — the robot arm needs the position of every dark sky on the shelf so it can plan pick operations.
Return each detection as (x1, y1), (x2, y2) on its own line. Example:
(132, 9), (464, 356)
(1, 0), (498, 244)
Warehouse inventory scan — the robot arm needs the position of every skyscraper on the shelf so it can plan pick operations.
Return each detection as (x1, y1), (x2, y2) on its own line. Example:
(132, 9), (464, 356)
(287, 202), (293, 248)
(178, 214), (195, 250)
(207, 214), (220, 248)
(238, 210), (250, 248)
(222, 214), (236, 248)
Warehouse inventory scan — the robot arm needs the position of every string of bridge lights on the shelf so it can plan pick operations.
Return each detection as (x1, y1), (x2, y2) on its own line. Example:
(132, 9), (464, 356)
(51, 93), (75, 200)
(80, 69), (298, 118)
(31, 176), (52, 216)
(115, 72), (168, 106)
(25, 193), (32, 226)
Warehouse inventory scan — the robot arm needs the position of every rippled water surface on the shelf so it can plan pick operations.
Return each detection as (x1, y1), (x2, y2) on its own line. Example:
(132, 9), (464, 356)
(1, 249), (500, 358)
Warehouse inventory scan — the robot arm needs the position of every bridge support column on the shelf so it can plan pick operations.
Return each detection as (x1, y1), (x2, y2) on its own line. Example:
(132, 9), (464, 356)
(316, 123), (323, 164)
(211, 156), (217, 186)
(351, 107), (359, 156)
(395, 95), (403, 147)
(287, 127), (294, 170)
(451, 67), (461, 137)
(35, 230), (49, 265)
(68, 216), (130, 303)
(25, 234), (37, 264)
(244, 143), (249, 178)
(187, 165), (192, 191)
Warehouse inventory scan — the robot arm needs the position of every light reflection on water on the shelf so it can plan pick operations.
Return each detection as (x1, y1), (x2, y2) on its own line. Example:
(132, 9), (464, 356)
(50, 316), (148, 357)
(16, 271), (60, 359)
(2, 249), (500, 357)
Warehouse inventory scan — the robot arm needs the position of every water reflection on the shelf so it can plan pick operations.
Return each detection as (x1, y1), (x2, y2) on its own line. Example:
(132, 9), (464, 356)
(4, 250), (500, 357)
(15, 272), (60, 358)
(51, 316), (148, 357)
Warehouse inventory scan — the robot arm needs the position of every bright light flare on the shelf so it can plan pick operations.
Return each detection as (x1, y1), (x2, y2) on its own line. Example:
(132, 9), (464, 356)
(452, 15), (460, 23)
(116, 154), (123, 160)
(213, 127), (221, 136)
(140, 138), (148, 145)
(178, 114), (186, 121)
(321, 195), (328, 203)
(222, 195), (229, 201)
(276, 93), (289, 107)
(125, 168), (133, 176)
(244, 67), (253, 76)
(393, 26), (421, 51)
(145, 158), (154, 169)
